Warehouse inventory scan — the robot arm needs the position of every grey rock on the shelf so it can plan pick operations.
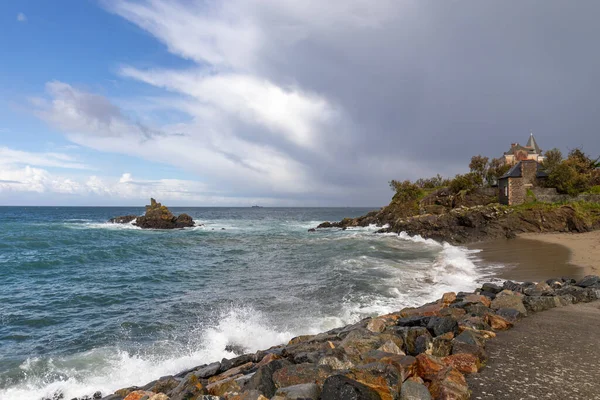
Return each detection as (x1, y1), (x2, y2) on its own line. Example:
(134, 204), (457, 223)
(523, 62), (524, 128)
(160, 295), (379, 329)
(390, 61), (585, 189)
(426, 317), (458, 337)
(195, 362), (221, 378)
(274, 383), (321, 400)
(481, 282), (502, 294)
(576, 275), (600, 288)
(396, 316), (431, 327)
(244, 359), (291, 398)
(495, 308), (524, 323)
(432, 335), (453, 357)
(491, 293), (527, 316)
(400, 380), (433, 400)
(321, 375), (382, 400)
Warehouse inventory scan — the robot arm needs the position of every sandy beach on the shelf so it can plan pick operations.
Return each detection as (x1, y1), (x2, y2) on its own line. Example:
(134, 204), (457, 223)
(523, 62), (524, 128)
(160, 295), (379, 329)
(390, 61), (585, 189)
(471, 231), (600, 282)
(520, 231), (600, 276)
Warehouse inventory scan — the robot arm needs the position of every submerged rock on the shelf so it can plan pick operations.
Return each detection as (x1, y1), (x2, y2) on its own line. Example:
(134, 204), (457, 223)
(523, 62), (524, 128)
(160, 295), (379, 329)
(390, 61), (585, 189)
(108, 215), (137, 224)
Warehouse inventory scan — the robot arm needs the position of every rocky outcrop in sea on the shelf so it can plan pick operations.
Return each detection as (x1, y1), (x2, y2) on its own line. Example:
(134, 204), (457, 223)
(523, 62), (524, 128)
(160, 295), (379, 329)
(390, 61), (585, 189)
(109, 199), (195, 229)
(66, 275), (600, 400)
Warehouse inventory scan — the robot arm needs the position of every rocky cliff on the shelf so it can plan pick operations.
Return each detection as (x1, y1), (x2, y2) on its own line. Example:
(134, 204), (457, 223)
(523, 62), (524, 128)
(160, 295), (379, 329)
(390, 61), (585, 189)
(317, 189), (600, 244)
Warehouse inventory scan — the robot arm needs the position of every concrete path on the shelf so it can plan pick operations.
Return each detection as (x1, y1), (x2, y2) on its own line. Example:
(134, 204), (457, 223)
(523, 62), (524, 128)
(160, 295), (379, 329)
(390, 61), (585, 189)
(467, 301), (600, 400)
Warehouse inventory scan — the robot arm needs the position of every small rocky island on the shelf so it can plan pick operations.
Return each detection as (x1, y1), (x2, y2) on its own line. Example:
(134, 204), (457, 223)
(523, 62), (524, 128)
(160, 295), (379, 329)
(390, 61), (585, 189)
(109, 198), (195, 229)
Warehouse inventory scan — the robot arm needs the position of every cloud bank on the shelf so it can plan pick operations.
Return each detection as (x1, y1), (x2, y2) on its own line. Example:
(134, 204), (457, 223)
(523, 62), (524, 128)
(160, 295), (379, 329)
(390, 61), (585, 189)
(17, 0), (600, 205)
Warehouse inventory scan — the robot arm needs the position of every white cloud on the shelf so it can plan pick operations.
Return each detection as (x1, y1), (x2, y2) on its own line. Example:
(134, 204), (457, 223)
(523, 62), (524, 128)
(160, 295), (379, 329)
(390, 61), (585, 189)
(31, 0), (483, 205)
(17, 12), (27, 22)
(0, 165), (298, 206)
(119, 68), (337, 149)
(35, 81), (335, 197)
(0, 147), (89, 170)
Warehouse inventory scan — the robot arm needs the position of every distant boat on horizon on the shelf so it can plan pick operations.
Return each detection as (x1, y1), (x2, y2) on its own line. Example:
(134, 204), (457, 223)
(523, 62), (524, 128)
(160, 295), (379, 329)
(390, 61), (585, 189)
(251, 205), (263, 208)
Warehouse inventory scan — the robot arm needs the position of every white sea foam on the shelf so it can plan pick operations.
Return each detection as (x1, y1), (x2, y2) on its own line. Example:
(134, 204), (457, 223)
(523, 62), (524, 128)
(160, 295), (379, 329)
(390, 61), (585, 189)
(0, 305), (299, 400)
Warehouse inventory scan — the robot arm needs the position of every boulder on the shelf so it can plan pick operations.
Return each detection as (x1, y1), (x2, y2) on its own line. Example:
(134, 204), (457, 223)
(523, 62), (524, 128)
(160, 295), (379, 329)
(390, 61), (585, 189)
(494, 308), (524, 323)
(451, 331), (487, 363)
(522, 296), (561, 313)
(415, 354), (447, 381)
(245, 359), (291, 398)
(319, 355), (355, 370)
(576, 275), (600, 288)
(400, 379), (432, 400)
(123, 392), (156, 400)
(485, 314), (513, 331)
(194, 362), (221, 379)
(344, 363), (402, 400)
(441, 354), (480, 374)
(377, 340), (404, 355)
(426, 317), (458, 337)
(490, 292), (527, 316)
(431, 333), (454, 358)
(273, 383), (321, 400)
(272, 364), (333, 388)
(481, 283), (502, 294)
(169, 373), (207, 400)
(321, 375), (382, 400)
(393, 327), (432, 356)
(428, 367), (470, 400)
(206, 376), (241, 397)
(367, 318), (388, 333)
(359, 352), (416, 382)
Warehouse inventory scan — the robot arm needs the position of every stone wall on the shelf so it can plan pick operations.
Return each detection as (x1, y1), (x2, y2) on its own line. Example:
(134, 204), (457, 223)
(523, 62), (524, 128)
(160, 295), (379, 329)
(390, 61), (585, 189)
(508, 177), (526, 205)
(498, 179), (509, 205)
(521, 160), (538, 186)
(532, 187), (600, 204)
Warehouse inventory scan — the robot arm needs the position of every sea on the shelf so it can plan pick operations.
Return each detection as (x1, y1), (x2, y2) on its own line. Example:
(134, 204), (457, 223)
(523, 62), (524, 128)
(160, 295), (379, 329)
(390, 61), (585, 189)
(0, 207), (501, 400)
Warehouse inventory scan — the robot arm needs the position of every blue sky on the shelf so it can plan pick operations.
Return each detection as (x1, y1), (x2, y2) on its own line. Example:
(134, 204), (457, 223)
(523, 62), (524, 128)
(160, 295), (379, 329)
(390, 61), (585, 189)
(1, 1), (599, 206)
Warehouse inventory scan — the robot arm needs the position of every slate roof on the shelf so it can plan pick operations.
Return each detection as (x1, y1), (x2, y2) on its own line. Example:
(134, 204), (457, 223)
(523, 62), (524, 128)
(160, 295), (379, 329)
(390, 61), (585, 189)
(526, 133), (542, 154)
(503, 133), (542, 155)
(504, 143), (536, 155)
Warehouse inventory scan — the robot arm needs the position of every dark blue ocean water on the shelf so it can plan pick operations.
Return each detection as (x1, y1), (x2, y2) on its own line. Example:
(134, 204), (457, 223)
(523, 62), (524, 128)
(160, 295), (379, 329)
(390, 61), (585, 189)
(0, 207), (497, 399)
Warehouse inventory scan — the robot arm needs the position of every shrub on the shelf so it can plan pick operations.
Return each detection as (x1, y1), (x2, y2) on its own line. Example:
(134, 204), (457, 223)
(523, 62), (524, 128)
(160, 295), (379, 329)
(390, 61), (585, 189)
(449, 172), (482, 194)
(415, 174), (451, 189)
(388, 180), (423, 202)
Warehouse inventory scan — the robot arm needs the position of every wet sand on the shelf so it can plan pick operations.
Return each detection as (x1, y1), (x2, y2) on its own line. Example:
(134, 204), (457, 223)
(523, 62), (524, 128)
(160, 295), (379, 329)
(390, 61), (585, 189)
(469, 237), (586, 282)
(520, 231), (600, 276)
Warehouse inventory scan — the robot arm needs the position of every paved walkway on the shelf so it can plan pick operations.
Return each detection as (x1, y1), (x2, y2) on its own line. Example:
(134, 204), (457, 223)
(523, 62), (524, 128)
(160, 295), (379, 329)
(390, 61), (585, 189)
(467, 301), (600, 400)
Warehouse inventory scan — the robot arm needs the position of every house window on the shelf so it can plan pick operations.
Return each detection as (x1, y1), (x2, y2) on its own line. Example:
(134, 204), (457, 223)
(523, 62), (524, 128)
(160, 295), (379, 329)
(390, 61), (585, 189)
(504, 185), (508, 197)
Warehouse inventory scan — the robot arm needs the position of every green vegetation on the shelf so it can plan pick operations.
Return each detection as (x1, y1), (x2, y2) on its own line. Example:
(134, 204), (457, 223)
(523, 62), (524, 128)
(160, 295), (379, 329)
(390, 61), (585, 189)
(542, 148), (600, 196)
(388, 180), (423, 202)
(587, 185), (600, 194)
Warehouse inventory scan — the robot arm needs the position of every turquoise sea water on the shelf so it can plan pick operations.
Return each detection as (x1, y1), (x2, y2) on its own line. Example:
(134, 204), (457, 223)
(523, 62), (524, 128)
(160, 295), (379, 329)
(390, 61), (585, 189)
(0, 207), (498, 399)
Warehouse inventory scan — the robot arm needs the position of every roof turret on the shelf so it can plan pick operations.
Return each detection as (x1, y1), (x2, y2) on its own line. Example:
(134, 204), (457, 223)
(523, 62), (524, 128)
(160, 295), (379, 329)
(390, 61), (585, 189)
(526, 132), (541, 154)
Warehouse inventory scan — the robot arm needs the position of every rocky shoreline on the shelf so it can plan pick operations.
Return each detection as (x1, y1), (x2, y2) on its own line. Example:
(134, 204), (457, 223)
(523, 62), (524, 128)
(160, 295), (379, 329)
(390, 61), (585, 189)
(315, 203), (600, 245)
(59, 275), (600, 400)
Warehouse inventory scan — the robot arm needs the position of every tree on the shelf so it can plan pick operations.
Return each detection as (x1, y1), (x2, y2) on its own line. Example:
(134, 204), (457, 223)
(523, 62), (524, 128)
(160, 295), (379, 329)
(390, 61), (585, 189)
(415, 174), (450, 189)
(449, 172), (482, 193)
(388, 180), (423, 202)
(486, 157), (510, 185)
(542, 148), (563, 174)
(469, 155), (489, 184)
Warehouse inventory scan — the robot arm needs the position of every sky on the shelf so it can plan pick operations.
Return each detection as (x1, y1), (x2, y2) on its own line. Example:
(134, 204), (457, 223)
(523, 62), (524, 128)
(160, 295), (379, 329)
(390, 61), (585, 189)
(1, 0), (599, 206)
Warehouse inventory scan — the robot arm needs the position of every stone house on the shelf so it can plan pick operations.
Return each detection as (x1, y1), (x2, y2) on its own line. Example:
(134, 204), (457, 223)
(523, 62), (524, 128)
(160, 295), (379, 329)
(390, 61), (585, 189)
(503, 133), (545, 165)
(498, 160), (548, 205)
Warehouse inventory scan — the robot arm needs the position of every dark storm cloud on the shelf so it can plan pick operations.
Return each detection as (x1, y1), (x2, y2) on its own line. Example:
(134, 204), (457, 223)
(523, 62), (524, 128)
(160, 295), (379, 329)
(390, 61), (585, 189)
(99, 1), (600, 205)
